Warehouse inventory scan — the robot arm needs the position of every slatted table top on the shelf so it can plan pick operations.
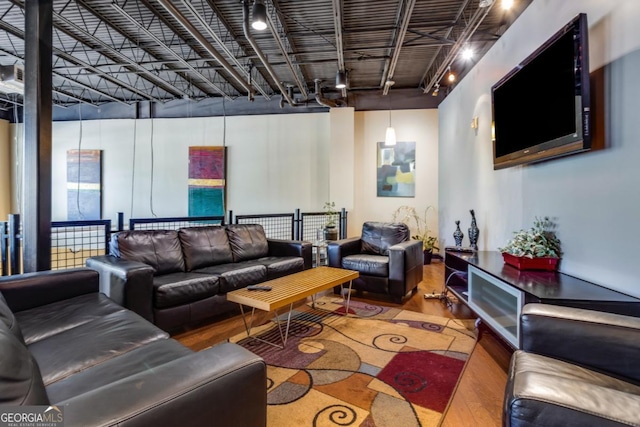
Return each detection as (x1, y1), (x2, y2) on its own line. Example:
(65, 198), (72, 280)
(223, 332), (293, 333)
(226, 266), (359, 312)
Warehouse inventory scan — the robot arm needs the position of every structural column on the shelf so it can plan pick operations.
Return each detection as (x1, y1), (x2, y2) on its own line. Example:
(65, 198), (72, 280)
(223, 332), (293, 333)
(23, 0), (53, 272)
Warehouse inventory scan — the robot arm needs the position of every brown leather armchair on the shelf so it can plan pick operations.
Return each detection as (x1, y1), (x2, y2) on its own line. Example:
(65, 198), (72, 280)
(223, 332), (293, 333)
(504, 303), (640, 427)
(327, 221), (423, 303)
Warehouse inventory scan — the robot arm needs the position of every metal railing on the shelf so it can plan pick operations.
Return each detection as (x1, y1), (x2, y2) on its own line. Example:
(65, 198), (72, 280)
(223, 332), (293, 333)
(0, 208), (348, 276)
(51, 220), (112, 270)
(233, 211), (296, 240)
(129, 215), (225, 230)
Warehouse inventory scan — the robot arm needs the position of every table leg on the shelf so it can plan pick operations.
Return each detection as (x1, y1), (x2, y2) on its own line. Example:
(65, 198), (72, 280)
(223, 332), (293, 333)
(340, 280), (353, 316)
(237, 303), (295, 349)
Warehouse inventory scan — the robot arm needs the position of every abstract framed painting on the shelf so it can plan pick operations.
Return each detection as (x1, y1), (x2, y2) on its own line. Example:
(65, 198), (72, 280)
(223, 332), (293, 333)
(66, 149), (102, 220)
(188, 146), (227, 217)
(376, 141), (415, 197)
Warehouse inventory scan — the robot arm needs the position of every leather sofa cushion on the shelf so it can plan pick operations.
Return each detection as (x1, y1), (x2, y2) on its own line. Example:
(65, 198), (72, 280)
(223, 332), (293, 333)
(256, 257), (304, 279)
(506, 350), (640, 427)
(0, 291), (24, 343)
(153, 272), (220, 309)
(0, 323), (49, 405)
(361, 222), (409, 255)
(342, 254), (389, 277)
(179, 226), (234, 271)
(226, 224), (269, 262)
(46, 339), (192, 403)
(117, 230), (185, 275)
(29, 310), (168, 386)
(15, 293), (125, 345)
(193, 262), (267, 293)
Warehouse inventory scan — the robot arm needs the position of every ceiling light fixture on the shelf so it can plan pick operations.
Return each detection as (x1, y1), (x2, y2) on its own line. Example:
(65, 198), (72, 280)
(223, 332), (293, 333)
(502, 0), (514, 10)
(461, 46), (474, 61)
(431, 83), (440, 97)
(447, 67), (456, 83)
(479, 0), (494, 7)
(335, 70), (347, 89)
(385, 82), (396, 146)
(251, 0), (268, 31)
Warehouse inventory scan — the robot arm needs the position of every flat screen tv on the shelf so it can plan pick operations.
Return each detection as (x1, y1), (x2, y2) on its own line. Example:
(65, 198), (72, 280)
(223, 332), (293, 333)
(492, 13), (591, 170)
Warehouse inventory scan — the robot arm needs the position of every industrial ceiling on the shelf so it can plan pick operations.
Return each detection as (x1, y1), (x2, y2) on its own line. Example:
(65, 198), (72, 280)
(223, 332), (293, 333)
(0, 0), (531, 120)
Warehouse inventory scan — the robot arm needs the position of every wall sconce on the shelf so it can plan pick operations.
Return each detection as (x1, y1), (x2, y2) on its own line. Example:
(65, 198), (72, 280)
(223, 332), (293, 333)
(471, 116), (479, 129)
(251, 0), (268, 30)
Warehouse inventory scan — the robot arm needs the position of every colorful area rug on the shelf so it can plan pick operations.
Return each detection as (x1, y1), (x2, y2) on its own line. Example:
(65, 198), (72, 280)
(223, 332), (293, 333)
(230, 296), (477, 426)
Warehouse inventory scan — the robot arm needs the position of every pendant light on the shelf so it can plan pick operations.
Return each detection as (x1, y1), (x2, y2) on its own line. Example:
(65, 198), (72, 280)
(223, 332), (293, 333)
(385, 109), (396, 146)
(251, 0), (267, 31)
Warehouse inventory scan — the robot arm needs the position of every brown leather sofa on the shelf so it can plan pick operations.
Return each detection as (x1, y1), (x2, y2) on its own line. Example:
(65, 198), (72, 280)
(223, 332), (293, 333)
(504, 303), (640, 427)
(0, 268), (266, 426)
(87, 224), (312, 331)
(327, 221), (423, 303)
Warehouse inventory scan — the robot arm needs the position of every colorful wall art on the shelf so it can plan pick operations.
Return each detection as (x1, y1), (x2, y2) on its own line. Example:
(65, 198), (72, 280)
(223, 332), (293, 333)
(188, 146), (227, 217)
(376, 141), (415, 197)
(66, 149), (102, 220)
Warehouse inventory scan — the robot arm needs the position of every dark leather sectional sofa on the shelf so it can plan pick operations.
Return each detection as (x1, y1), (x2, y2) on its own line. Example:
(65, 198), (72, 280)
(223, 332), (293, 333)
(87, 224), (312, 331)
(0, 268), (266, 426)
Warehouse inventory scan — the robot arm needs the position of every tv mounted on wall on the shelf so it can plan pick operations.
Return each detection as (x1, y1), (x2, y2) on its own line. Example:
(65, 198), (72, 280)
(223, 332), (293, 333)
(492, 13), (591, 170)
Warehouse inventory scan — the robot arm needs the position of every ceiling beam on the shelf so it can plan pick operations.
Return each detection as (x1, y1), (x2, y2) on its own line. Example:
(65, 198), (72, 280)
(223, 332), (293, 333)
(381, 0), (417, 95)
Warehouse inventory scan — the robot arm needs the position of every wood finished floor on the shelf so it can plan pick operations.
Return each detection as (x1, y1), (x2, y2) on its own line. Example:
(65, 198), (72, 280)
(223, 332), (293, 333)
(173, 262), (510, 427)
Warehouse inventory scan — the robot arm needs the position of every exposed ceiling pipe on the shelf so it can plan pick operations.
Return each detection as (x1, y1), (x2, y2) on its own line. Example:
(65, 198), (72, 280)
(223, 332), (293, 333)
(422, 1), (494, 95)
(242, 1), (297, 106)
(155, 0), (256, 100)
(266, 13), (308, 99)
(181, 0), (271, 100)
(382, 0), (417, 96)
(314, 79), (341, 108)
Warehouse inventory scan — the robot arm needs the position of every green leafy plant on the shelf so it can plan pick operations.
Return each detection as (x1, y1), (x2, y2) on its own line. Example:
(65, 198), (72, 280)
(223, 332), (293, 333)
(392, 205), (439, 252)
(499, 217), (561, 258)
(323, 201), (337, 228)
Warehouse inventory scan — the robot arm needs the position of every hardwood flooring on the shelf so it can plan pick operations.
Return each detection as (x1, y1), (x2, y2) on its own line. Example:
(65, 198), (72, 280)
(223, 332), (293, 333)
(173, 262), (510, 426)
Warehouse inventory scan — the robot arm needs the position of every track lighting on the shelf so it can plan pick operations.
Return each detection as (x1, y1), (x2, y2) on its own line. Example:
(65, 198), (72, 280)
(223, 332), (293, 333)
(432, 84), (440, 97)
(251, 0), (267, 31)
(447, 68), (456, 83)
(335, 70), (347, 89)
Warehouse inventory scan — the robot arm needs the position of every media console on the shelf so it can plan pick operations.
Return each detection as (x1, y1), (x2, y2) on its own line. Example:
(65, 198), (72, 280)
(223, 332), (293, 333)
(444, 250), (640, 348)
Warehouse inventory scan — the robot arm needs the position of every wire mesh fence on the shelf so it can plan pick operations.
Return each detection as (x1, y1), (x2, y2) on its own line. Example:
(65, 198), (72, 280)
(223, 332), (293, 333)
(0, 209), (348, 275)
(234, 213), (296, 240)
(50, 220), (111, 270)
(129, 216), (225, 230)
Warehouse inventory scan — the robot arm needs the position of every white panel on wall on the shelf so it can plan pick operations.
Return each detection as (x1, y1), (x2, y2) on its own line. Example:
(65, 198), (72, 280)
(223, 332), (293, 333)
(438, 0), (640, 295)
(44, 113), (330, 224)
(0, 120), (10, 218)
(354, 109), (439, 239)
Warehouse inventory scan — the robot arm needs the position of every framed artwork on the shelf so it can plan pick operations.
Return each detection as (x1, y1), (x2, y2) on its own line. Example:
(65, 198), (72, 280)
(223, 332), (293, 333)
(188, 146), (227, 217)
(66, 149), (102, 220)
(376, 141), (415, 197)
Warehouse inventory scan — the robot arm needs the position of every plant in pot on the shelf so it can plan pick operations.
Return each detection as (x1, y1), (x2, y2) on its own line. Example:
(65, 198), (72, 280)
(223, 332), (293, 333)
(392, 205), (439, 264)
(498, 217), (561, 271)
(323, 201), (339, 241)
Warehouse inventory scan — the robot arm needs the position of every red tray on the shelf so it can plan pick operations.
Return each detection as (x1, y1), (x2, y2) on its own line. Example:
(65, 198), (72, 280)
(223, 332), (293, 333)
(502, 252), (559, 271)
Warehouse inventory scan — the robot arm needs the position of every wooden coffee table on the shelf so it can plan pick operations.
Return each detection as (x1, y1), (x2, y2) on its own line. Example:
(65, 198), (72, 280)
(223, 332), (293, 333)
(227, 266), (359, 348)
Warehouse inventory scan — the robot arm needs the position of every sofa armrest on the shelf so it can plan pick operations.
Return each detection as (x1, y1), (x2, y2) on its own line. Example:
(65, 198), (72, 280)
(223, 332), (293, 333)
(327, 237), (361, 267)
(86, 255), (155, 323)
(0, 268), (98, 312)
(521, 303), (640, 382)
(60, 343), (266, 427)
(388, 240), (423, 296)
(267, 239), (313, 270)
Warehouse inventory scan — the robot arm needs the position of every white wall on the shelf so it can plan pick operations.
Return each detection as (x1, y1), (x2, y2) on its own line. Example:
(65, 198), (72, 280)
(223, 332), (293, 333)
(353, 109), (439, 239)
(33, 113), (331, 224)
(439, 0), (640, 295)
(0, 119), (10, 218)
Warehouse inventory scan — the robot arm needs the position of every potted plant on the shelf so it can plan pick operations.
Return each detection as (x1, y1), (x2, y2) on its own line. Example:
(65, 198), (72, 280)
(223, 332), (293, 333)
(323, 201), (339, 241)
(392, 206), (439, 264)
(498, 217), (561, 271)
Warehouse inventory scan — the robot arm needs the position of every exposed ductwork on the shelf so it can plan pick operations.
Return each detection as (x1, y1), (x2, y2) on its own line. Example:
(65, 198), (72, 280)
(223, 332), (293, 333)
(155, 0), (256, 100)
(314, 79), (345, 108)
